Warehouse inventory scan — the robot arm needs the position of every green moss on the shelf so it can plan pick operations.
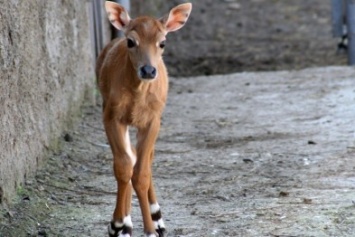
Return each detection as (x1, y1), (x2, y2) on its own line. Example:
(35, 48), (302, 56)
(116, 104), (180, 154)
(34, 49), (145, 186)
(16, 185), (28, 198)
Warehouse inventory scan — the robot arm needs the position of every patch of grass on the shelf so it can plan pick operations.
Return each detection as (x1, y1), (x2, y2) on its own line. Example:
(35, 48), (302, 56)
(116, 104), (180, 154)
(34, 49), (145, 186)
(16, 185), (26, 197)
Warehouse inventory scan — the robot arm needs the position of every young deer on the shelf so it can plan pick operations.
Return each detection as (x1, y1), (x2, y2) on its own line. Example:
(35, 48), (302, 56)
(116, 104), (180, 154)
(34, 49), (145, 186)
(95, 2), (192, 237)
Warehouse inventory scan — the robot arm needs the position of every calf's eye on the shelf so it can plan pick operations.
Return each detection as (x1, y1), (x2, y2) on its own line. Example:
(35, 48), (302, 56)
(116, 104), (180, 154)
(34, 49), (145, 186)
(127, 38), (136, 48)
(159, 41), (166, 49)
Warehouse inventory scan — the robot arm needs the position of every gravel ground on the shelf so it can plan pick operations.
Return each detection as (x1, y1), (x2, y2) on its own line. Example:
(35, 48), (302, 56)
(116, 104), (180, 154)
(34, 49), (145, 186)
(1, 66), (355, 237)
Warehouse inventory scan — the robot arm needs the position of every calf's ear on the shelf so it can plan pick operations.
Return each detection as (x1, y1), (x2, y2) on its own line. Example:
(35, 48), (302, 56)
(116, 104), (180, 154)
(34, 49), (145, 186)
(160, 3), (192, 33)
(105, 1), (131, 30)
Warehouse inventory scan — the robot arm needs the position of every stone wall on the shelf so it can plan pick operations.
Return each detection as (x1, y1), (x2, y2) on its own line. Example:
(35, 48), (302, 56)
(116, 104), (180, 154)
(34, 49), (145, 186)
(0, 0), (95, 204)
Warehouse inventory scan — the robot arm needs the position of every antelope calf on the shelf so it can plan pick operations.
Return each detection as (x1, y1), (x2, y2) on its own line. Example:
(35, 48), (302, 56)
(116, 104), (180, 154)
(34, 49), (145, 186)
(96, 2), (192, 237)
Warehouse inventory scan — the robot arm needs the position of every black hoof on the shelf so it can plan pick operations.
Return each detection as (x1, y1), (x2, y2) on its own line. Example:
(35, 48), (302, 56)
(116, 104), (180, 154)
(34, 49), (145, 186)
(108, 221), (123, 237)
(122, 226), (132, 236)
(156, 227), (167, 237)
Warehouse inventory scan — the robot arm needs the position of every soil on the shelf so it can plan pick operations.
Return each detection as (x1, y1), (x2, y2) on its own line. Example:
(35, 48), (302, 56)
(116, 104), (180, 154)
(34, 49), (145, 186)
(165, 0), (347, 76)
(1, 1), (355, 237)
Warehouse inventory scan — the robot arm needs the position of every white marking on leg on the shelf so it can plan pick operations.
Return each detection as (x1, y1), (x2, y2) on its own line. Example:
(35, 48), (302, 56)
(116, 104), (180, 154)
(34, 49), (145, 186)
(125, 127), (136, 166)
(150, 203), (165, 230)
(158, 218), (166, 229)
(108, 225), (116, 235)
(108, 220), (124, 235)
(123, 215), (133, 228)
(150, 203), (160, 214)
(119, 234), (131, 237)
(153, 218), (166, 230)
(113, 220), (124, 229)
(145, 234), (157, 237)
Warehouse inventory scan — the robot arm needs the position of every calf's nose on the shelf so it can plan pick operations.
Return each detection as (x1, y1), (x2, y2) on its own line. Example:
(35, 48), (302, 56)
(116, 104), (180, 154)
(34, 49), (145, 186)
(139, 65), (157, 79)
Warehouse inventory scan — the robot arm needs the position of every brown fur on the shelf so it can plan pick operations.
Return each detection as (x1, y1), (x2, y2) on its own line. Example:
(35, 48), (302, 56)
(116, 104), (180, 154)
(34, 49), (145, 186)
(96, 34), (168, 128)
(96, 2), (191, 236)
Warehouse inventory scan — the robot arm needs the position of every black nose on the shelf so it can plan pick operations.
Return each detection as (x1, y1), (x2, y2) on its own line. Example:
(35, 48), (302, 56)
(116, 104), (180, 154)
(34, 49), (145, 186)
(140, 65), (157, 79)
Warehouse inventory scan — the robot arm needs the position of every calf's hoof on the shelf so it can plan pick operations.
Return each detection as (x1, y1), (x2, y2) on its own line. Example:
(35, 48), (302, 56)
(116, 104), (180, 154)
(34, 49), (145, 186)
(156, 227), (167, 237)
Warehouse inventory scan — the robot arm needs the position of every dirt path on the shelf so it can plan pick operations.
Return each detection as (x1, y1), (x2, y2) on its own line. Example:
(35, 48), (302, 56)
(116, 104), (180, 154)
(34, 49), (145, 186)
(1, 66), (354, 237)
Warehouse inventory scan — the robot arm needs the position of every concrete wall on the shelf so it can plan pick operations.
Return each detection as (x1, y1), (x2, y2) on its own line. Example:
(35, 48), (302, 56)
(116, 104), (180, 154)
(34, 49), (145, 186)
(0, 0), (95, 204)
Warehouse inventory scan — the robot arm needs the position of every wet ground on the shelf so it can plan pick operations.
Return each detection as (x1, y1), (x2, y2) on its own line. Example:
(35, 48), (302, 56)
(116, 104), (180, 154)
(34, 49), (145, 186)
(1, 0), (355, 237)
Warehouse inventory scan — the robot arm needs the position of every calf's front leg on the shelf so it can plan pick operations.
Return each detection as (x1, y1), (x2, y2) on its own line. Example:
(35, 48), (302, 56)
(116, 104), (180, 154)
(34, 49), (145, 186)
(132, 120), (162, 236)
(148, 151), (167, 237)
(104, 119), (134, 237)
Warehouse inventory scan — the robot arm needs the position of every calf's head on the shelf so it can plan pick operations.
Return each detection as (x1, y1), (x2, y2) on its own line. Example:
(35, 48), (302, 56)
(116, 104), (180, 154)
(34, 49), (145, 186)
(105, 2), (192, 81)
